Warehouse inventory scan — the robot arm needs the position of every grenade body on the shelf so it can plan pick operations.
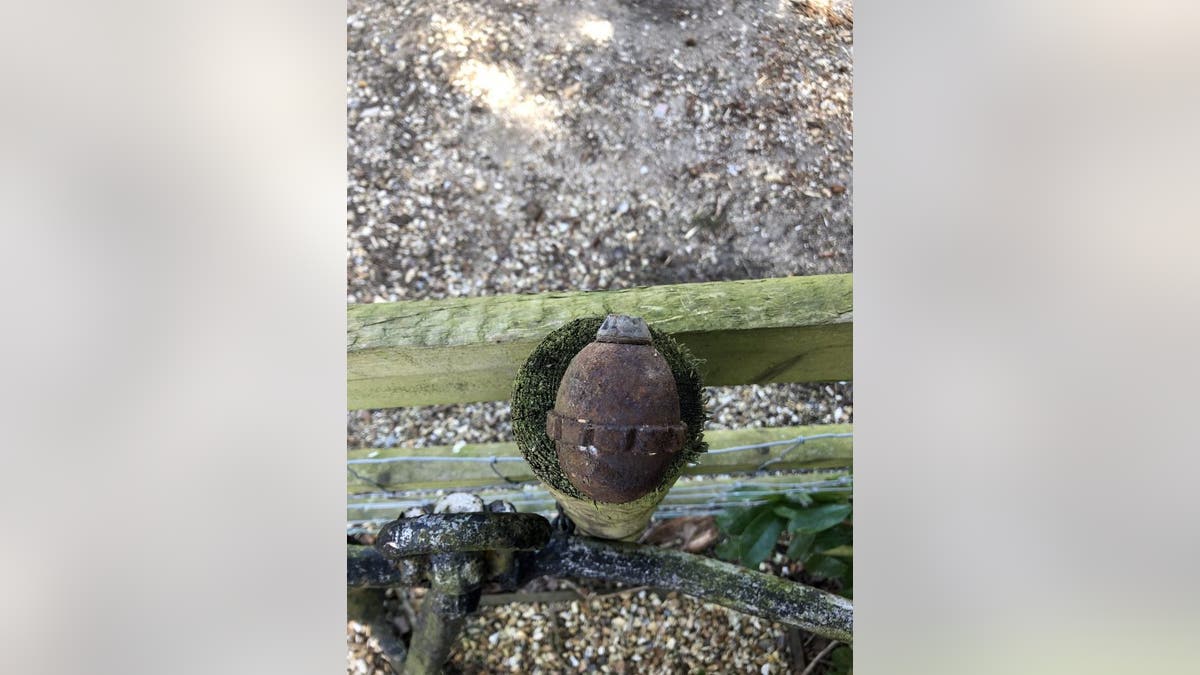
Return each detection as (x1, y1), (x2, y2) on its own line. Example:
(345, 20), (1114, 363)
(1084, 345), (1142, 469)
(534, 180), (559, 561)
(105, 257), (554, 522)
(545, 315), (687, 505)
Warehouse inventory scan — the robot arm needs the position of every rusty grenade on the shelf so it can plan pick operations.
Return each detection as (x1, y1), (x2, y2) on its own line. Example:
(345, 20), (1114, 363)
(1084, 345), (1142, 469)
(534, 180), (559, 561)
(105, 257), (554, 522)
(545, 314), (687, 503)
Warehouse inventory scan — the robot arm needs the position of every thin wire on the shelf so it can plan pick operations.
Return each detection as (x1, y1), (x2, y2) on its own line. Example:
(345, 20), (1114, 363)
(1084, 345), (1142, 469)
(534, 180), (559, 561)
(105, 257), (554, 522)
(347, 476), (853, 504)
(704, 433), (853, 455)
(347, 432), (852, 466)
(347, 478), (853, 509)
(346, 465), (389, 491)
(488, 456), (521, 484)
(346, 483), (854, 515)
(347, 491), (855, 531)
(348, 455), (525, 465)
(346, 432), (854, 533)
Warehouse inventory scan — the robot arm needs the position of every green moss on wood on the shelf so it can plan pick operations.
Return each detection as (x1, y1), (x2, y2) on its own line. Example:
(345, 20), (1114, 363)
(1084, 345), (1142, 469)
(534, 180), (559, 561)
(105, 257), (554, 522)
(347, 275), (852, 408)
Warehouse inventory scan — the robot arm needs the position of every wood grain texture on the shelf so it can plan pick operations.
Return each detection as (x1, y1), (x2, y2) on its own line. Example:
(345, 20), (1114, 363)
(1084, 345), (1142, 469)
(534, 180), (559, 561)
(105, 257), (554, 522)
(347, 424), (852, 494)
(348, 274), (852, 408)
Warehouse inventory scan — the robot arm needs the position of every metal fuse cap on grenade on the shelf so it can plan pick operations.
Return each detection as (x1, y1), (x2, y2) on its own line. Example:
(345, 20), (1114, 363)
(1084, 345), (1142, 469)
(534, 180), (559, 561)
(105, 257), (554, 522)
(545, 315), (687, 503)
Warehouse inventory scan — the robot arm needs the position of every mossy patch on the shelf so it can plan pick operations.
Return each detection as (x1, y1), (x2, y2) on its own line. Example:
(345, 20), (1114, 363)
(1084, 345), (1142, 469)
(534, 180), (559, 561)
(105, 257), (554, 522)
(511, 317), (708, 501)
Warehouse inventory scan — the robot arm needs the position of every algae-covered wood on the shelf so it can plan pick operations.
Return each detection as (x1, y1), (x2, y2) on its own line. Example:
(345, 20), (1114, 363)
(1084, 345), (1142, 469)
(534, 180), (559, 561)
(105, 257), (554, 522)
(348, 274), (852, 409)
(347, 424), (852, 494)
(347, 539), (854, 641)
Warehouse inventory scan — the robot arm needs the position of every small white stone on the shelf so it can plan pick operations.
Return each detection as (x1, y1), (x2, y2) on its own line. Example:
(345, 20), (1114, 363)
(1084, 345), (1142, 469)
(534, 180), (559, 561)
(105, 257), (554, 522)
(434, 492), (483, 513)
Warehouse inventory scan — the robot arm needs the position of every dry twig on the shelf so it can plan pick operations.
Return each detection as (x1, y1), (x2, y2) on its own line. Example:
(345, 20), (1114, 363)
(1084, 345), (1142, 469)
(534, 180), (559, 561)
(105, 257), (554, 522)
(800, 639), (840, 675)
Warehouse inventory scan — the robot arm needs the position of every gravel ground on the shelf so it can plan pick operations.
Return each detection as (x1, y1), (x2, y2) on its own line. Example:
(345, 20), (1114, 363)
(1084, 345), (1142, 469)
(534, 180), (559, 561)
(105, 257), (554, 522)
(450, 590), (805, 673)
(347, 0), (853, 671)
(350, 542), (854, 667)
(349, 550), (850, 675)
(347, 0), (852, 304)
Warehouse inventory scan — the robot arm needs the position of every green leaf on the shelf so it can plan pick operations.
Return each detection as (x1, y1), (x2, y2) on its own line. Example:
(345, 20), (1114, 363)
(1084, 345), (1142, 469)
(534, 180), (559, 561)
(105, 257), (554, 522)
(773, 505), (803, 520)
(785, 492), (814, 508)
(729, 487), (787, 504)
(804, 554), (848, 580)
(837, 556), (853, 596)
(715, 506), (759, 536)
(740, 510), (786, 568)
(828, 645), (853, 675)
(785, 532), (815, 561)
(786, 504), (852, 534)
(810, 491), (851, 504)
(813, 524), (853, 552)
(713, 538), (741, 562)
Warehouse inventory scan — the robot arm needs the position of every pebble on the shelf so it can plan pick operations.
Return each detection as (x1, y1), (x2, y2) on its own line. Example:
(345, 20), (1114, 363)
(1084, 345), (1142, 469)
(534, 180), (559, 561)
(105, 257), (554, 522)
(441, 590), (799, 674)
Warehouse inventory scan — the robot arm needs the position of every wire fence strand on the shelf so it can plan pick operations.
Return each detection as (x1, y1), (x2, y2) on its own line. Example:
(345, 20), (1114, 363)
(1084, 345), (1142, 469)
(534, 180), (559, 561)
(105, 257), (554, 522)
(347, 432), (852, 534)
(348, 432), (852, 467)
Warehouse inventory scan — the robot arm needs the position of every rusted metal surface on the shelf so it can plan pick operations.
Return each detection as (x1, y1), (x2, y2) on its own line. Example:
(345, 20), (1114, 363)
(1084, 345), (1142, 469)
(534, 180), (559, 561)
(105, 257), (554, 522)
(405, 586), (475, 674)
(545, 314), (687, 503)
(348, 527), (855, 643)
(375, 512), (552, 562)
(371, 494), (556, 674)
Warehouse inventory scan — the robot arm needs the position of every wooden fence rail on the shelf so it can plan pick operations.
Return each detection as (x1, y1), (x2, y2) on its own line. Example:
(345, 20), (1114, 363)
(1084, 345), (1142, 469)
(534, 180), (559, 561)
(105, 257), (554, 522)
(348, 274), (852, 409)
(347, 423), (852, 494)
(347, 471), (852, 524)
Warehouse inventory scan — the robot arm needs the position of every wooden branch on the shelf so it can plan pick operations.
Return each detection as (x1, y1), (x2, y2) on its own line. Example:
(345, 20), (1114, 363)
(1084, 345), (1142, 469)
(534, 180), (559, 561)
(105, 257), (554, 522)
(801, 640), (842, 675)
(346, 540), (855, 642)
(347, 424), (852, 494)
(535, 536), (854, 642)
(348, 274), (852, 408)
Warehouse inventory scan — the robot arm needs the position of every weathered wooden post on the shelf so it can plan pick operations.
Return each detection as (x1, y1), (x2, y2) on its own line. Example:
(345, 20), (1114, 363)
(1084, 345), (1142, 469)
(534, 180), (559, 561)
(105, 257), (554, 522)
(513, 314), (708, 540)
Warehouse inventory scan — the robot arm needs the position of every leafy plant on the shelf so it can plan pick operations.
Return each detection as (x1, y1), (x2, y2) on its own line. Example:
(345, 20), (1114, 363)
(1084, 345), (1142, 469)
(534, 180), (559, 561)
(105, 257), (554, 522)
(714, 490), (854, 673)
(714, 490), (852, 595)
(828, 644), (853, 675)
